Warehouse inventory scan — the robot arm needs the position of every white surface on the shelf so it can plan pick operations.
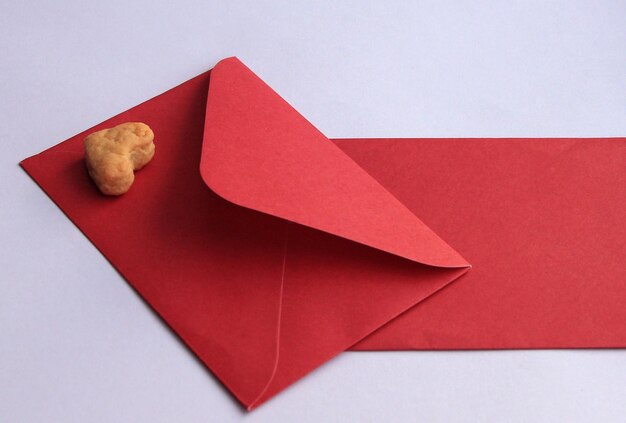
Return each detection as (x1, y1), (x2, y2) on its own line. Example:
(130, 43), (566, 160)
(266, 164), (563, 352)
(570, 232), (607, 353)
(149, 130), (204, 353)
(1, 0), (625, 421)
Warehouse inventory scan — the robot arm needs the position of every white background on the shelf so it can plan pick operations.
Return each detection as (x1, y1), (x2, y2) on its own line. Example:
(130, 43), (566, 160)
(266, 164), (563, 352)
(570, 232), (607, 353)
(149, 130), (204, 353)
(1, 1), (625, 421)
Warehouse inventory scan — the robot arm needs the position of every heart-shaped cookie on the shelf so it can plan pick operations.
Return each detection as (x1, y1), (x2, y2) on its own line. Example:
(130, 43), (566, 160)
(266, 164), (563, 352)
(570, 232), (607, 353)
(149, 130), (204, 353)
(84, 122), (155, 195)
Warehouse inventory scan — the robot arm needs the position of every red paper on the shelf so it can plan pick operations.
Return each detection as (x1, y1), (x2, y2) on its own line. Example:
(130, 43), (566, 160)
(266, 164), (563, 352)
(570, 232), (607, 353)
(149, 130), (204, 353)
(21, 57), (626, 409)
(345, 137), (626, 350)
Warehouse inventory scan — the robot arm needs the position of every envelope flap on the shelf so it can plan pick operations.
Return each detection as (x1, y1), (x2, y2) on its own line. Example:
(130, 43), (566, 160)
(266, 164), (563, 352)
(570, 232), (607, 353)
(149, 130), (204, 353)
(201, 58), (469, 268)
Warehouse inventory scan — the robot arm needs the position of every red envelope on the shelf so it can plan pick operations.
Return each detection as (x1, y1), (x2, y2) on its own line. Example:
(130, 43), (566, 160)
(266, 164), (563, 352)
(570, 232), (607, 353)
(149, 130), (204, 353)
(21, 57), (626, 409)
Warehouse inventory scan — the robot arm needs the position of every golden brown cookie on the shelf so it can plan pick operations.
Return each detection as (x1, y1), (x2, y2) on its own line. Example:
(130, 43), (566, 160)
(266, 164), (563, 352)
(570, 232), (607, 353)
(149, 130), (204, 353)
(84, 122), (155, 195)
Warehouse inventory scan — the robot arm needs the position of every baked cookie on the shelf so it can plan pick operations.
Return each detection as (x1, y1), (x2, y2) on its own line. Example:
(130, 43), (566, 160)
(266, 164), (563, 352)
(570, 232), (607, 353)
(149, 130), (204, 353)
(84, 122), (155, 195)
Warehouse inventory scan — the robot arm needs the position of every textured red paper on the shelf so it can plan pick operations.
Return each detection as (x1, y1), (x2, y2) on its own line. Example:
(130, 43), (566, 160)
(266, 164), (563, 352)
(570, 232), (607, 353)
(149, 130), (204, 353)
(20, 57), (625, 410)
(345, 137), (626, 350)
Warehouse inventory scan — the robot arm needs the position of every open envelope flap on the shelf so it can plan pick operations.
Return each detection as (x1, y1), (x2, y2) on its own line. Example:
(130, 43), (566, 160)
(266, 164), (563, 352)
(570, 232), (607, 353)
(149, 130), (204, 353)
(201, 58), (469, 268)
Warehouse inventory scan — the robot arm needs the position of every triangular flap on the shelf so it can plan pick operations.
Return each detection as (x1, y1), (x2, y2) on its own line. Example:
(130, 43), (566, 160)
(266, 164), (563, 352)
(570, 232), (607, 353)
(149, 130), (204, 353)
(201, 57), (469, 268)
